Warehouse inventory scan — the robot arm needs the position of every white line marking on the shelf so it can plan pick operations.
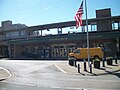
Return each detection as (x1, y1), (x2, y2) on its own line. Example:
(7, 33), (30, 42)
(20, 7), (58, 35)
(50, 86), (61, 89)
(65, 87), (88, 90)
(23, 63), (52, 74)
(54, 64), (67, 73)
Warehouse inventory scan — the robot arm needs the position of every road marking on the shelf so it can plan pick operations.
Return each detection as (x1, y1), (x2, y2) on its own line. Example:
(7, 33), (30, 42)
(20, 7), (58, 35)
(51, 86), (88, 90)
(3, 80), (36, 87)
(65, 87), (85, 90)
(54, 64), (67, 73)
(50, 86), (61, 89)
(22, 63), (53, 74)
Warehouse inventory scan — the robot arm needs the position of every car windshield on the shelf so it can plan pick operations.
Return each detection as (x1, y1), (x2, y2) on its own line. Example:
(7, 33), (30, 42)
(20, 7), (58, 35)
(74, 49), (80, 53)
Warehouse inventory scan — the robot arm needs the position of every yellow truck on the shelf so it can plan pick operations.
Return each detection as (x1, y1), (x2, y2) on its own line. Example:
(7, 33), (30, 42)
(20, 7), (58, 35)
(68, 47), (104, 60)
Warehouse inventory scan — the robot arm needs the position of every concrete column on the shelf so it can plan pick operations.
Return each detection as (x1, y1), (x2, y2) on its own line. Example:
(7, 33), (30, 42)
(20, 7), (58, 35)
(37, 30), (39, 36)
(60, 28), (62, 34)
(8, 45), (11, 58)
(91, 24), (93, 31)
(118, 21), (120, 29)
(14, 44), (16, 58)
(57, 28), (62, 35)
(116, 37), (119, 52)
(82, 26), (85, 32)
(41, 30), (42, 36)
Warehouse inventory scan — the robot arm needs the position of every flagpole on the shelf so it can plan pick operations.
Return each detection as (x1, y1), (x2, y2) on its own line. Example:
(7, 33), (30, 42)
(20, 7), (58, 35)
(84, 0), (90, 66)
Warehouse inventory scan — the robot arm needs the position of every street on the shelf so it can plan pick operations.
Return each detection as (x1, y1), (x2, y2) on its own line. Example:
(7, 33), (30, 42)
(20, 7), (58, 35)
(0, 59), (120, 90)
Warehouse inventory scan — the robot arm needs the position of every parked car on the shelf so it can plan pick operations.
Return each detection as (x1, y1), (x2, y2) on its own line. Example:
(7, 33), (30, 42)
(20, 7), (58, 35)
(68, 47), (104, 60)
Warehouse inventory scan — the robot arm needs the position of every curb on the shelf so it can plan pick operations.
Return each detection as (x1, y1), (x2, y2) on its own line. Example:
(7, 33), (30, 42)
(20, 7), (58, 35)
(0, 67), (12, 81)
(54, 61), (120, 76)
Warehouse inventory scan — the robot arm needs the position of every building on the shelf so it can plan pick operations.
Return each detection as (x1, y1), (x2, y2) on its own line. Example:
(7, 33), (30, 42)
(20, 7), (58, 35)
(0, 20), (28, 58)
(0, 8), (120, 59)
(1, 20), (27, 30)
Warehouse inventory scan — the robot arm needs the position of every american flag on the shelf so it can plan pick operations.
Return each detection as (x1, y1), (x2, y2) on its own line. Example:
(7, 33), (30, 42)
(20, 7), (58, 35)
(74, 1), (83, 29)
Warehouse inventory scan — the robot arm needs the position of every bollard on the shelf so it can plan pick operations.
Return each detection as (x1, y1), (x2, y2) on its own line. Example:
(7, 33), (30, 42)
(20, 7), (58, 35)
(102, 58), (105, 67)
(91, 58), (93, 64)
(75, 60), (77, 67)
(84, 59), (87, 71)
(115, 55), (118, 64)
(90, 63), (92, 73)
(78, 64), (80, 73)
(115, 57), (118, 64)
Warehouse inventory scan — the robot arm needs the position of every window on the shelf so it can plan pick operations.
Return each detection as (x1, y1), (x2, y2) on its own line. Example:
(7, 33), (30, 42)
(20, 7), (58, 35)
(91, 24), (97, 31)
(6, 31), (19, 37)
(74, 49), (80, 54)
(112, 21), (119, 30)
(21, 31), (26, 36)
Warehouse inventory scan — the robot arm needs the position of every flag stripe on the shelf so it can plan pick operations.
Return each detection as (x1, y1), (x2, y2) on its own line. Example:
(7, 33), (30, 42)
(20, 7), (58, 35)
(74, 1), (83, 29)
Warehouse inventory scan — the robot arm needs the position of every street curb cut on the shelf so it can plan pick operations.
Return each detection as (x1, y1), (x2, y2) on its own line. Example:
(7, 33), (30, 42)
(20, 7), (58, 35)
(0, 67), (12, 81)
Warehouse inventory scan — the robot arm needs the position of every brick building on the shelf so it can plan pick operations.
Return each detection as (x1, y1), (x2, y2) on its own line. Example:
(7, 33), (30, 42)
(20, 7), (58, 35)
(0, 8), (120, 59)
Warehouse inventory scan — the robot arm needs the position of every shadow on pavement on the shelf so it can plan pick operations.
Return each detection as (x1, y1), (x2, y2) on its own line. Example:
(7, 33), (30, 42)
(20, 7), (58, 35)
(114, 73), (120, 78)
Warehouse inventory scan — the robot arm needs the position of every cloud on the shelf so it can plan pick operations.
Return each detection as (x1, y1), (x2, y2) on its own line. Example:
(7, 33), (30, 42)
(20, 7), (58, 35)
(43, 7), (51, 11)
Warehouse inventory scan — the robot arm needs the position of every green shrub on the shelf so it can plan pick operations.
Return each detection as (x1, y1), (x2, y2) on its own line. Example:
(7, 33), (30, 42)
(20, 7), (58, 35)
(93, 59), (100, 62)
(93, 59), (100, 69)
(106, 57), (113, 65)
(106, 57), (113, 60)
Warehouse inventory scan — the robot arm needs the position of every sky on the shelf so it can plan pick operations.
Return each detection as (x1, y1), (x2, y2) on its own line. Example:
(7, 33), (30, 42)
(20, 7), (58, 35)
(0, 0), (120, 34)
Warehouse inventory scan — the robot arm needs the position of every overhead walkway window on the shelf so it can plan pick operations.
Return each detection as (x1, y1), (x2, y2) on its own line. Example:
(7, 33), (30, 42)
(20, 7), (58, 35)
(112, 21), (120, 30)
(91, 24), (97, 31)
(82, 23), (97, 32)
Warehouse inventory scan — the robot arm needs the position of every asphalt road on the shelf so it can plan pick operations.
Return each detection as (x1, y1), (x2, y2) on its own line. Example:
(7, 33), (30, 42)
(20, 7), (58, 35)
(0, 59), (120, 90)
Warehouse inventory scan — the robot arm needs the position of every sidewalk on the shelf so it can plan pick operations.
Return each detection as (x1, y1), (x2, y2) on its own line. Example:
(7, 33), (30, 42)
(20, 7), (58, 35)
(55, 60), (120, 76)
(0, 67), (12, 81)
